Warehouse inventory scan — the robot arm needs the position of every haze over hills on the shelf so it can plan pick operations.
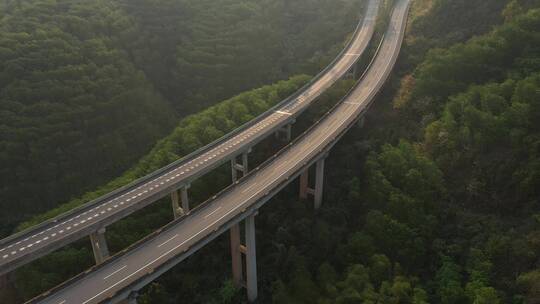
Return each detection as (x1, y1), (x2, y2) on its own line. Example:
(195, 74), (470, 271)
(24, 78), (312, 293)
(0, 0), (363, 237)
(1, 0), (540, 303)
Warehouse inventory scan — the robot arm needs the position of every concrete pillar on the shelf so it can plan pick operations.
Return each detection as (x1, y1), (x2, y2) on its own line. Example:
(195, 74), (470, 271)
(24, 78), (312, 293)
(127, 291), (138, 304)
(171, 190), (182, 219)
(299, 170), (309, 199)
(358, 116), (366, 128)
(231, 151), (249, 182)
(180, 186), (190, 213)
(298, 158), (326, 209)
(245, 214), (258, 302)
(275, 124), (292, 142)
(0, 274), (7, 289)
(230, 223), (243, 288)
(346, 66), (355, 79)
(90, 228), (109, 264)
(314, 158), (325, 209)
(171, 185), (190, 219)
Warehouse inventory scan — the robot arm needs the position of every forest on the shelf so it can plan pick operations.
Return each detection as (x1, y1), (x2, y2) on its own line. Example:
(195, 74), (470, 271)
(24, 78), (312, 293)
(0, 0), (363, 237)
(1, 0), (540, 303)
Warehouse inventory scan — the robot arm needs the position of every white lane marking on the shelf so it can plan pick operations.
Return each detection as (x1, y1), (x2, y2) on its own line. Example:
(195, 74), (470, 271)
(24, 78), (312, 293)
(204, 207), (222, 219)
(81, 203), (243, 304)
(275, 110), (292, 116)
(58, 300), (66, 304)
(157, 234), (179, 248)
(103, 265), (127, 280)
(344, 101), (362, 105)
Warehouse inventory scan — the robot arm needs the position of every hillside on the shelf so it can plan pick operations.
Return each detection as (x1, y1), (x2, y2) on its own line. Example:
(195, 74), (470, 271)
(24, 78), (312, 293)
(0, 0), (363, 236)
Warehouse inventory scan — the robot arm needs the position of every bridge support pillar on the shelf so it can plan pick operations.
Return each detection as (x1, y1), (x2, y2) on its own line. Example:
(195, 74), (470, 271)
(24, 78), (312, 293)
(314, 158), (325, 209)
(171, 184), (190, 219)
(128, 291), (139, 304)
(231, 150), (250, 182)
(299, 170), (311, 200)
(230, 223), (243, 288)
(119, 291), (138, 304)
(229, 213), (258, 302)
(346, 62), (361, 80)
(357, 116), (365, 128)
(275, 123), (292, 142)
(245, 213), (258, 302)
(299, 158), (326, 209)
(0, 273), (7, 289)
(90, 228), (109, 265)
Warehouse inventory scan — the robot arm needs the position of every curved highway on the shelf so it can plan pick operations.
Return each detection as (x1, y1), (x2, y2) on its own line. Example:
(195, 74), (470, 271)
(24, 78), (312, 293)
(30, 0), (410, 302)
(0, 0), (380, 276)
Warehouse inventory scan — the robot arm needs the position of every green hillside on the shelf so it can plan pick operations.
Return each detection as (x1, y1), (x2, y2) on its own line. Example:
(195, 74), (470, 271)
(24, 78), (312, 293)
(0, 0), (363, 236)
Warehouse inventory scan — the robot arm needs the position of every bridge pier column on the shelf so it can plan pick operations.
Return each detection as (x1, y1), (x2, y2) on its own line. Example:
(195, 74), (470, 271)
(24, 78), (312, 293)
(357, 116), (366, 128)
(231, 150), (250, 182)
(346, 66), (355, 79)
(346, 62), (362, 80)
(298, 157), (326, 209)
(128, 291), (139, 304)
(275, 123), (292, 142)
(171, 184), (190, 219)
(90, 228), (109, 265)
(299, 170), (310, 200)
(229, 213), (258, 302)
(354, 62), (361, 79)
(230, 223), (243, 288)
(314, 158), (325, 209)
(245, 213), (258, 302)
(119, 291), (138, 304)
(0, 273), (7, 289)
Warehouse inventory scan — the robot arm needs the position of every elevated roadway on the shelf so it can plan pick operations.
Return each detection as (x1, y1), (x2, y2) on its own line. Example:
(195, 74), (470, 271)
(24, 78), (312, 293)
(29, 0), (410, 302)
(0, 0), (380, 276)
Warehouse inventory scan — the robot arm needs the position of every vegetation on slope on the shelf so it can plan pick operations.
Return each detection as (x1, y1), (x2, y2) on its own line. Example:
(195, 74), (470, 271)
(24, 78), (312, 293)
(0, 0), (176, 234)
(12, 75), (311, 300)
(0, 0), (364, 236)
(269, 1), (540, 303)
(118, 0), (365, 114)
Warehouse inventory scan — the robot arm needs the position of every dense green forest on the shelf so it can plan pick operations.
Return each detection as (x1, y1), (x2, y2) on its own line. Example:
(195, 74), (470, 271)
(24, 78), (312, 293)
(2, 0), (540, 303)
(0, 0), (363, 236)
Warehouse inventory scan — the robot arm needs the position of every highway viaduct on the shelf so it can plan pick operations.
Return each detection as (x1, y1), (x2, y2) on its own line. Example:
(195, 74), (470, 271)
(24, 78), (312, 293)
(24, 0), (411, 302)
(0, 0), (380, 279)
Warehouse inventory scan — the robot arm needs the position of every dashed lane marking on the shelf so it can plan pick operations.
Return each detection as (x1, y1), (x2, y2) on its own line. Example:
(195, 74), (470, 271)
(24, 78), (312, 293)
(157, 234), (179, 248)
(103, 265), (127, 281)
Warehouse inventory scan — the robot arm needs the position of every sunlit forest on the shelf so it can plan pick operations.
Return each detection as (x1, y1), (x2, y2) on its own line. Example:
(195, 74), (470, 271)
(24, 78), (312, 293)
(1, 0), (540, 303)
